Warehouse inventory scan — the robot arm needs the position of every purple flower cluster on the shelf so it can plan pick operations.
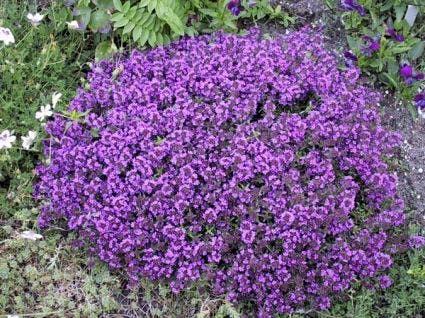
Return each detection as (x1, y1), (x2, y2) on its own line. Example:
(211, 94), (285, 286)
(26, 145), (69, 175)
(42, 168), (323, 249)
(34, 29), (422, 316)
(341, 0), (366, 16)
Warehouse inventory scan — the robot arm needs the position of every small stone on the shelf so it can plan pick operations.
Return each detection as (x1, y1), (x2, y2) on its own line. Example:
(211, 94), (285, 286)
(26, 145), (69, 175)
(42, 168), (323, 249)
(418, 168), (423, 173)
(417, 194), (421, 199)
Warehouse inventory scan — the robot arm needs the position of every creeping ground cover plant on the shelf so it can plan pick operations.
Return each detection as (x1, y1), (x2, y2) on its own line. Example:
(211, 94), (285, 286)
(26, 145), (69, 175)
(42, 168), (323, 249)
(34, 28), (424, 316)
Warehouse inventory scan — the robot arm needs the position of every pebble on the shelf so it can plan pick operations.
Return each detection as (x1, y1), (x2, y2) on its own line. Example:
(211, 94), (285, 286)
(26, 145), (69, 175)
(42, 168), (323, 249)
(418, 168), (423, 173)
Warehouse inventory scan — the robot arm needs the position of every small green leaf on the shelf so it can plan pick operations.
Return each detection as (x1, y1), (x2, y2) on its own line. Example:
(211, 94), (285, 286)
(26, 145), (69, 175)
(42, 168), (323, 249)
(147, 0), (158, 13)
(139, 0), (149, 7)
(139, 30), (149, 46)
(132, 25), (143, 41)
(122, 1), (131, 13)
(114, 17), (129, 28)
(111, 12), (125, 22)
(408, 41), (425, 60)
(122, 21), (135, 34)
(148, 30), (157, 46)
(113, 0), (123, 11)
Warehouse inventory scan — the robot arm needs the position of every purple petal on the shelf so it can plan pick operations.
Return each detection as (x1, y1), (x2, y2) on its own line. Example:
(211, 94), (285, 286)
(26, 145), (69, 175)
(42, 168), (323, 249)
(344, 50), (358, 61)
(400, 64), (413, 79)
(414, 73), (424, 80)
(414, 93), (425, 108)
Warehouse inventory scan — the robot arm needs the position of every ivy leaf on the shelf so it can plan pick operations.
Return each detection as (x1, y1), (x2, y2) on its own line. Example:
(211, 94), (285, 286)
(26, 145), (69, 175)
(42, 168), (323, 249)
(408, 41), (425, 60)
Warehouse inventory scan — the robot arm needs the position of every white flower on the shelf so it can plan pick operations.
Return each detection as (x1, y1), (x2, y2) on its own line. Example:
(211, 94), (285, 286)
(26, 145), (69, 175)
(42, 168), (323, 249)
(19, 230), (43, 241)
(21, 131), (37, 150)
(66, 20), (80, 30)
(51, 92), (62, 109)
(419, 107), (425, 120)
(0, 27), (15, 45)
(35, 104), (53, 121)
(27, 12), (44, 26)
(0, 130), (16, 150)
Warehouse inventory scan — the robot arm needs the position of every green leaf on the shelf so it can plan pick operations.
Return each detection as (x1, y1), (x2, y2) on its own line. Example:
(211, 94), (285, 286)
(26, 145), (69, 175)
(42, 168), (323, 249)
(97, 0), (115, 10)
(122, 21), (135, 34)
(391, 46), (411, 54)
(126, 6), (138, 20)
(156, 32), (163, 46)
(346, 35), (360, 51)
(139, 0), (149, 7)
(156, 5), (185, 36)
(199, 8), (218, 18)
(95, 41), (118, 61)
(122, 1), (131, 13)
(394, 5), (406, 22)
(132, 25), (143, 41)
(114, 17), (129, 28)
(89, 10), (110, 32)
(139, 30), (149, 46)
(147, 0), (158, 13)
(136, 12), (150, 25)
(111, 12), (125, 22)
(148, 30), (157, 46)
(381, 73), (398, 89)
(408, 41), (425, 60)
(113, 0), (123, 11)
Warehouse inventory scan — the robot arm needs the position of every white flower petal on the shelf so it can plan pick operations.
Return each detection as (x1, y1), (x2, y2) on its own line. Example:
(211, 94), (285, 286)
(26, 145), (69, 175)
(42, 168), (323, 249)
(27, 12), (44, 26)
(20, 230), (43, 241)
(0, 130), (16, 149)
(0, 27), (15, 45)
(66, 20), (80, 30)
(51, 92), (62, 109)
(21, 130), (37, 150)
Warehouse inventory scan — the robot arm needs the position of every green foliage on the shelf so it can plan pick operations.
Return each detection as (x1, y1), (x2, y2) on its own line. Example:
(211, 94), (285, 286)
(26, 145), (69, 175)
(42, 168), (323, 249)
(66, 0), (295, 56)
(110, 0), (193, 47)
(239, 1), (295, 27)
(337, 0), (425, 115)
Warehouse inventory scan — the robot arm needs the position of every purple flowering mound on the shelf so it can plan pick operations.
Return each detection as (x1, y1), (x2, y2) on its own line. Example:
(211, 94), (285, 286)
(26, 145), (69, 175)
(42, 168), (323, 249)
(35, 29), (418, 316)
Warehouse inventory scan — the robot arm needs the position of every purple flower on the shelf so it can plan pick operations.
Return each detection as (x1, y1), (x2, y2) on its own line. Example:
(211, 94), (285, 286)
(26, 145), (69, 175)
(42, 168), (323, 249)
(400, 63), (424, 85)
(377, 275), (392, 289)
(414, 92), (425, 109)
(227, 0), (242, 16)
(34, 28), (423, 316)
(341, 0), (366, 16)
(361, 35), (380, 56)
(344, 50), (358, 67)
(386, 27), (404, 42)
